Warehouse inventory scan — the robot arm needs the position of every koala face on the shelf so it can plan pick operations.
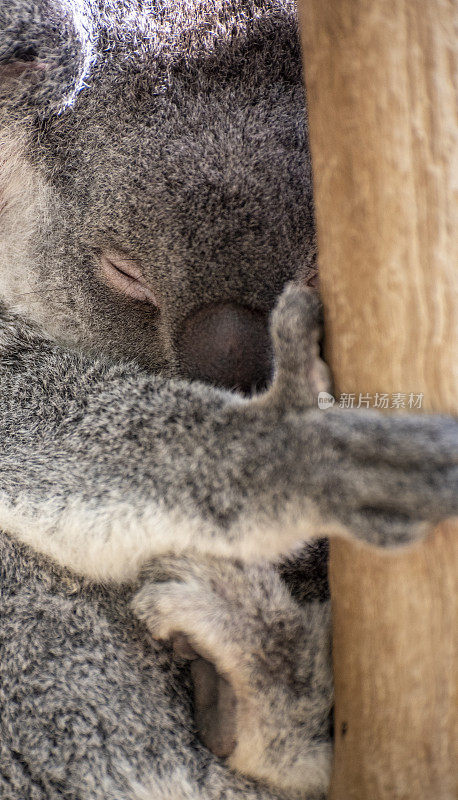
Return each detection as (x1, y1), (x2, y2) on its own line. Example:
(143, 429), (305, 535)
(0, 1), (316, 392)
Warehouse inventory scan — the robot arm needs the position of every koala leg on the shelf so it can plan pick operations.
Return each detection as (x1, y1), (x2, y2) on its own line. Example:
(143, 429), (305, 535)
(132, 554), (333, 800)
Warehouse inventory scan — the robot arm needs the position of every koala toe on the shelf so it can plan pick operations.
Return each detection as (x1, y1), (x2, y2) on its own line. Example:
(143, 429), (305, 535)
(171, 631), (200, 660)
(168, 631), (238, 758)
(190, 656), (238, 758)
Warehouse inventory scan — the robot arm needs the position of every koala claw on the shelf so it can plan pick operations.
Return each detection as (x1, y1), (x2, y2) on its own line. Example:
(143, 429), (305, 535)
(133, 554), (333, 798)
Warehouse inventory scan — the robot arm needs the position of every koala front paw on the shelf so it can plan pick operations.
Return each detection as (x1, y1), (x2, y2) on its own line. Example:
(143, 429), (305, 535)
(255, 283), (458, 551)
(306, 410), (458, 548)
(265, 282), (331, 410)
(132, 554), (333, 799)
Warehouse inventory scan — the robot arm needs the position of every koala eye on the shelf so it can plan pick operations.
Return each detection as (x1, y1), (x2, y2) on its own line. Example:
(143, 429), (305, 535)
(12, 46), (39, 62)
(0, 46), (44, 81)
(99, 252), (158, 305)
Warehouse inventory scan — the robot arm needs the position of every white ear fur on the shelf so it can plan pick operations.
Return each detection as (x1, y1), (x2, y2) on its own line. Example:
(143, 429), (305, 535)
(0, 0), (95, 113)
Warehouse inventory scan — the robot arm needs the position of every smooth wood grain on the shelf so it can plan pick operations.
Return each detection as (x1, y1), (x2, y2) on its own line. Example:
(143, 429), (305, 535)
(297, 1), (457, 797)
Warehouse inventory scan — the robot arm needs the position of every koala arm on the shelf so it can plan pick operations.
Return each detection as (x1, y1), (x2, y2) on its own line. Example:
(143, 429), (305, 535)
(0, 286), (457, 583)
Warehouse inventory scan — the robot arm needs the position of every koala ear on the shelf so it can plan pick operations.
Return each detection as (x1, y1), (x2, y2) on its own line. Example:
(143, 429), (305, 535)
(0, 0), (95, 114)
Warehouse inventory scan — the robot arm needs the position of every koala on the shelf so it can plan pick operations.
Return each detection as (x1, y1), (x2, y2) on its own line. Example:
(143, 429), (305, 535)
(0, 2), (457, 800)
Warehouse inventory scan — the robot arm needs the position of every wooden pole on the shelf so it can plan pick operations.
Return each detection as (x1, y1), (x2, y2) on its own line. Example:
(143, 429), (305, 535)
(297, 1), (458, 798)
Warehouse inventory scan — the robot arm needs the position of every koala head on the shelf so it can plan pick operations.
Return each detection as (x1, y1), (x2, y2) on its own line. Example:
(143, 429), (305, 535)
(0, 1), (316, 393)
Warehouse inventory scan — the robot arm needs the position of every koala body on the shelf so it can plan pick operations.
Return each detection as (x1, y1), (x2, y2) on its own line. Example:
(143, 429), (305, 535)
(0, 3), (457, 800)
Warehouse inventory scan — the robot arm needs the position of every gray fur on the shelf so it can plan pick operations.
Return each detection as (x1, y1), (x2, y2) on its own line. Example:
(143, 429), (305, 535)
(0, 532), (289, 800)
(0, 2), (457, 799)
(0, 0), (316, 368)
(134, 552), (333, 798)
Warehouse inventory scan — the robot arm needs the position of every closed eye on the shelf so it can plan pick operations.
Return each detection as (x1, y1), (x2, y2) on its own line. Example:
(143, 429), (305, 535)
(99, 251), (158, 305)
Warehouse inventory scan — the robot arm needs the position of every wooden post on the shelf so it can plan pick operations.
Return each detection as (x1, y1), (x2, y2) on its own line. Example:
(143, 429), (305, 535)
(297, 1), (457, 798)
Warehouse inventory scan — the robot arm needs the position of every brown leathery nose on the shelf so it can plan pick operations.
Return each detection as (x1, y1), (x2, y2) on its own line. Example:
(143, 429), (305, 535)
(178, 303), (273, 394)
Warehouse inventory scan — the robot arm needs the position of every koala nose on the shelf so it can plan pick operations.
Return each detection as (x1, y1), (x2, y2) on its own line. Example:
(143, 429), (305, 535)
(177, 303), (273, 394)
